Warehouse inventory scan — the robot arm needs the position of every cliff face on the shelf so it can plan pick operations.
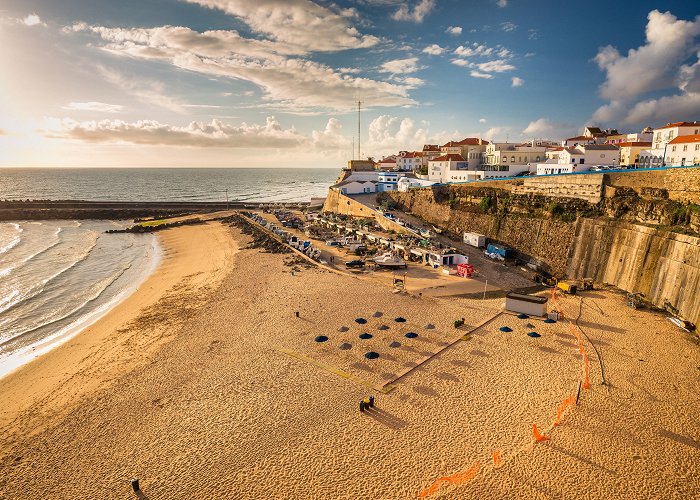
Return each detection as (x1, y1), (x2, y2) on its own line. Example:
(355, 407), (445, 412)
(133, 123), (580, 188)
(374, 168), (700, 324)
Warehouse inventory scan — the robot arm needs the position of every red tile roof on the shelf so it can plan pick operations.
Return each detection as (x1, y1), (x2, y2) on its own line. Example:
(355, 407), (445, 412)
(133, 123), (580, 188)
(564, 135), (591, 141)
(431, 154), (466, 162)
(655, 121), (700, 130)
(401, 151), (421, 158)
(668, 134), (700, 145)
(379, 157), (396, 163)
(441, 138), (489, 148)
(422, 144), (440, 151)
(616, 141), (652, 148)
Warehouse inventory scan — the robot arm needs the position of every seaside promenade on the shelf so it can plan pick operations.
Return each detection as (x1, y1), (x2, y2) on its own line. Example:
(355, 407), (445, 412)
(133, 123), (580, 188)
(0, 216), (699, 498)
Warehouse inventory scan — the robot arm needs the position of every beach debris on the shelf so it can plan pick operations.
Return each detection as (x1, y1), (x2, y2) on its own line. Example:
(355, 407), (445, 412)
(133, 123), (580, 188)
(499, 326), (512, 332)
(389, 341), (401, 348)
(359, 400), (366, 412)
(378, 325), (389, 331)
(405, 332), (418, 339)
(527, 332), (541, 338)
(359, 333), (373, 340)
(369, 395), (375, 408)
(492, 450), (501, 467)
(295, 311), (300, 318)
(355, 318), (368, 325)
(395, 317), (407, 323)
(314, 335), (329, 343)
(365, 351), (380, 359)
(372, 311), (383, 318)
(338, 326), (349, 332)
(517, 313), (529, 319)
(526, 323), (535, 329)
(544, 318), (556, 324)
(339, 342), (352, 350)
(131, 478), (140, 494)
(424, 323), (435, 330)
(533, 424), (550, 442)
(454, 318), (465, 328)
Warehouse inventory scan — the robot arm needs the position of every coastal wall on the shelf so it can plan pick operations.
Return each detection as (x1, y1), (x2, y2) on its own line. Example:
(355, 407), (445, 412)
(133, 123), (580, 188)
(568, 219), (700, 325)
(322, 189), (413, 235)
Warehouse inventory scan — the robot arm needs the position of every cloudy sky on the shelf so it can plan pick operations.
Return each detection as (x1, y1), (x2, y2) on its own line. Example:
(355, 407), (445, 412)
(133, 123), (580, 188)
(0, 0), (698, 167)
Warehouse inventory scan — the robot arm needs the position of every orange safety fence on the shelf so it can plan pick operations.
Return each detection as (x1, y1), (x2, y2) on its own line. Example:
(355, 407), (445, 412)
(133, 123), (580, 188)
(583, 353), (590, 389)
(492, 449), (501, 467)
(419, 462), (481, 498)
(533, 423), (550, 442)
(553, 394), (576, 426)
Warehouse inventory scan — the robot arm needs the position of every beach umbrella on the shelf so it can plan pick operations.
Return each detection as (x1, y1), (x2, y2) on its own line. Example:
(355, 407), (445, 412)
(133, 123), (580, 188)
(355, 318), (368, 325)
(527, 332), (541, 338)
(544, 318), (556, 324)
(517, 313), (529, 319)
(315, 335), (329, 342)
(365, 351), (380, 360)
(372, 311), (383, 318)
(424, 324), (435, 330)
(499, 326), (512, 332)
(359, 333), (373, 340)
(395, 317), (407, 323)
(389, 341), (401, 348)
(339, 342), (352, 350)
(338, 326), (349, 332)
(378, 325), (390, 331)
(405, 332), (418, 339)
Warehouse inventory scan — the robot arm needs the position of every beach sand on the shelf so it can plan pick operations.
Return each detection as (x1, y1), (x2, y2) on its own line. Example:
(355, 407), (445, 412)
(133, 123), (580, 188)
(1, 222), (699, 498)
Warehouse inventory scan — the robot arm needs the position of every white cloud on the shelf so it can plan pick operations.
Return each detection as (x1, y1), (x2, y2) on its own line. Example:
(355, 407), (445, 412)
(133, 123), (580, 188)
(380, 57), (421, 74)
(496, 0), (508, 7)
(484, 126), (510, 140)
(67, 24), (416, 112)
(422, 44), (445, 56)
(98, 66), (187, 113)
(476, 60), (515, 73)
(446, 26), (462, 36)
(454, 43), (511, 58)
(523, 118), (575, 139)
(470, 71), (493, 79)
(479, 118), (486, 123)
(500, 22), (517, 32)
(184, 0), (378, 52)
(22, 14), (46, 27)
(63, 102), (124, 113)
(451, 59), (470, 67)
(591, 10), (700, 127)
(511, 76), (524, 87)
(594, 10), (700, 100)
(392, 0), (436, 23)
(46, 116), (305, 148)
(311, 118), (351, 150)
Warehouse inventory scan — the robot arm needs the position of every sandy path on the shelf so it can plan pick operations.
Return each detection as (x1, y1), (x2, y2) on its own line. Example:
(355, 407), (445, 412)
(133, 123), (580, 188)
(0, 221), (236, 443)
(0, 224), (698, 498)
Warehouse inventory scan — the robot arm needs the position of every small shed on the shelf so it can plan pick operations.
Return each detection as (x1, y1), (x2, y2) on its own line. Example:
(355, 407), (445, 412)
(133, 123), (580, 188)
(505, 292), (548, 317)
(464, 232), (486, 248)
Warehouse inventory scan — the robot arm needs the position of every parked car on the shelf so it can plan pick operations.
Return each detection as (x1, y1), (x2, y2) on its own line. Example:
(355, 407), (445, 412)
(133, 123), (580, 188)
(345, 259), (366, 268)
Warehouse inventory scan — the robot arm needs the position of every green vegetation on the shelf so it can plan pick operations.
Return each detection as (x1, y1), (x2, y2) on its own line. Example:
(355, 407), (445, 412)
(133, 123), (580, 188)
(417, 165), (428, 175)
(479, 196), (492, 213)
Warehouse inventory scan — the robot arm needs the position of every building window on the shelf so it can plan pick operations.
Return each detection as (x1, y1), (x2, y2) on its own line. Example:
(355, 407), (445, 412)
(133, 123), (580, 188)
(511, 156), (515, 162)
(684, 145), (688, 151)
(672, 146), (676, 151)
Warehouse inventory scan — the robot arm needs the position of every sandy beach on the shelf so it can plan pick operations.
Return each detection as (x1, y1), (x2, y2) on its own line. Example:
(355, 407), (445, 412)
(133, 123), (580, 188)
(1, 220), (699, 498)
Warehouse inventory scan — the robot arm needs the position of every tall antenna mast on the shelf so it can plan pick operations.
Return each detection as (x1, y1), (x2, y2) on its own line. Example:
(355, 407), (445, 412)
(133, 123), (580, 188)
(357, 97), (362, 160)
(352, 136), (355, 161)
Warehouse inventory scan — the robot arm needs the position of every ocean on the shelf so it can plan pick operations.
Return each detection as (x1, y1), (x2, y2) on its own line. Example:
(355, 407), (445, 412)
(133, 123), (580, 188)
(0, 168), (338, 377)
(0, 167), (338, 203)
(0, 220), (160, 378)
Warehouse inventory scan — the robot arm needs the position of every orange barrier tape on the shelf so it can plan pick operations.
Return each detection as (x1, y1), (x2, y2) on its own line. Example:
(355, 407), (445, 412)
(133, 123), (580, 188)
(553, 394), (575, 426)
(419, 462), (481, 497)
(533, 424), (550, 442)
(583, 353), (590, 389)
(493, 449), (501, 467)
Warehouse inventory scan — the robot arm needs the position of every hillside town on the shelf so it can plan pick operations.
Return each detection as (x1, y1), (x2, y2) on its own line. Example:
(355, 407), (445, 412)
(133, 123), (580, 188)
(332, 121), (700, 195)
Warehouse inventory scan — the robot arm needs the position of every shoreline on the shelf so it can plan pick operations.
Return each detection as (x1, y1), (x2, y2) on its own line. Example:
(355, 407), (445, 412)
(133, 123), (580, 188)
(0, 221), (237, 439)
(0, 232), (162, 380)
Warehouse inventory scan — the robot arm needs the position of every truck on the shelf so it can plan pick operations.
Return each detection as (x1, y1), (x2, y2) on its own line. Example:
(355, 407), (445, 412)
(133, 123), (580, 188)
(463, 232), (486, 248)
(556, 280), (578, 295)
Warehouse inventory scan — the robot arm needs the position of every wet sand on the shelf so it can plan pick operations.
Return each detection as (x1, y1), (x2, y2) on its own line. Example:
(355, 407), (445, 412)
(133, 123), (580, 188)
(0, 222), (699, 498)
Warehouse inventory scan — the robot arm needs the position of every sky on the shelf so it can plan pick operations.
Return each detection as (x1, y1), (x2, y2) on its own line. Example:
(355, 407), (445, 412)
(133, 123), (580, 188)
(0, 0), (699, 168)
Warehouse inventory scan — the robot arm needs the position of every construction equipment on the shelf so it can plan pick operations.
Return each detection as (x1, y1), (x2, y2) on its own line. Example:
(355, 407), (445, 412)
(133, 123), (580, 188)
(556, 280), (578, 295)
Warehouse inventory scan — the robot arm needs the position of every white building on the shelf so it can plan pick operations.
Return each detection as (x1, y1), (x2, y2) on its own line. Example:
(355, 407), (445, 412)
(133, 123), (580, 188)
(397, 177), (437, 192)
(396, 151), (422, 171)
(536, 144), (620, 175)
(377, 156), (398, 171)
(652, 121), (700, 150)
(428, 154), (469, 183)
(665, 134), (700, 166)
(333, 179), (377, 195)
(440, 138), (490, 169)
(481, 142), (547, 177)
(562, 135), (596, 147)
(377, 171), (409, 192)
